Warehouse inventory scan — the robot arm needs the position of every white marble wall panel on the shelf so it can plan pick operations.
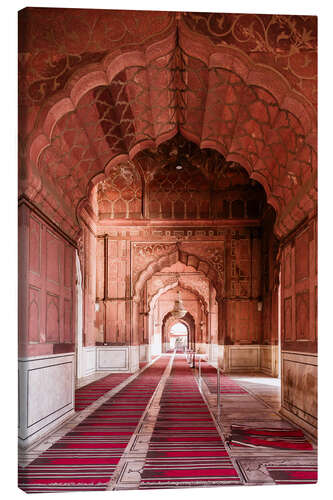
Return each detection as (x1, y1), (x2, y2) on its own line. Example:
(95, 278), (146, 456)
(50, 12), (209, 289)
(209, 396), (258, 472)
(18, 353), (75, 448)
(151, 332), (162, 356)
(129, 345), (140, 373)
(280, 351), (317, 436)
(260, 345), (279, 377)
(224, 345), (260, 372)
(210, 343), (219, 365)
(139, 344), (150, 362)
(82, 346), (96, 376)
(96, 346), (129, 371)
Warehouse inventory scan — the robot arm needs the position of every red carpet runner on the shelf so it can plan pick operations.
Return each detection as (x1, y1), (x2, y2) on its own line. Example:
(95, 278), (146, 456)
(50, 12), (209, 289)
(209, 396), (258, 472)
(139, 355), (241, 489)
(75, 372), (133, 411)
(18, 356), (169, 493)
(229, 425), (313, 450)
(200, 361), (247, 394)
(75, 360), (151, 411)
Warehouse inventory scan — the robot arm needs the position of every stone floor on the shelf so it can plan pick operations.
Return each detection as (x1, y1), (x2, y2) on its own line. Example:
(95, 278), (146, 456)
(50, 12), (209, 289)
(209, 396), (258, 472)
(197, 369), (317, 486)
(18, 356), (317, 489)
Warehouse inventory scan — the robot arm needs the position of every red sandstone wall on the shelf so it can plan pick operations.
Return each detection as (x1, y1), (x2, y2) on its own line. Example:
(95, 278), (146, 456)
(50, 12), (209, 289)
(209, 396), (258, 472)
(95, 237), (131, 345)
(18, 202), (76, 357)
(82, 226), (97, 346)
(261, 208), (279, 345)
(224, 229), (262, 345)
(93, 228), (263, 348)
(280, 216), (317, 435)
(281, 217), (317, 353)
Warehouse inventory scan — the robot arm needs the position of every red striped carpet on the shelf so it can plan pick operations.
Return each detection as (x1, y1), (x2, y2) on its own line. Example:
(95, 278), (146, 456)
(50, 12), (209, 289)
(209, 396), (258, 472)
(229, 425), (313, 450)
(18, 356), (169, 493)
(200, 361), (247, 394)
(75, 361), (152, 411)
(75, 372), (133, 411)
(266, 465), (317, 484)
(139, 355), (241, 489)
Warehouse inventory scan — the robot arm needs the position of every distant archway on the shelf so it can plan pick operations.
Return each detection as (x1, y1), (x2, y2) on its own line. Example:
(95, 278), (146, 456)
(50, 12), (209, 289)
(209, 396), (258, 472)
(169, 322), (188, 350)
(162, 310), (196, 353)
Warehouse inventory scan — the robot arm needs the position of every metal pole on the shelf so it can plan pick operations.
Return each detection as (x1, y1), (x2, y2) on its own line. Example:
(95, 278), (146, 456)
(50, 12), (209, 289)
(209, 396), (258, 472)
(198, 356), (201, 385)
(217, 367), (221, 418)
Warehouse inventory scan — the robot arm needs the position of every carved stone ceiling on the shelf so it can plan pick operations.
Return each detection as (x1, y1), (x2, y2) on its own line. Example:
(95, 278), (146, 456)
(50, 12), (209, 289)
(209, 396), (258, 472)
(94, 135), (266, 221)
(18, 9), (317, 239)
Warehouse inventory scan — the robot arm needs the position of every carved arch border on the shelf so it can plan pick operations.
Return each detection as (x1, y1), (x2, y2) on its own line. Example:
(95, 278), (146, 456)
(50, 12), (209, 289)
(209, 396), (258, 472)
(148, 279), (208, 316)
(133, 247), (220, 302)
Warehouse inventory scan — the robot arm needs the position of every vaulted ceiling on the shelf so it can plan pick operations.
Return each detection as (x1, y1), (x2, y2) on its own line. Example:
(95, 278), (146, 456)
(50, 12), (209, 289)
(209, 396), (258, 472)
(19, 9), (317, 239)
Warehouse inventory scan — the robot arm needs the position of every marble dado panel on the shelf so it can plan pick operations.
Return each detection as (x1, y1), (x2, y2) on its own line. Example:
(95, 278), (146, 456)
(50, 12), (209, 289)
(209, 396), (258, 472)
(18, 353), (75, 449)
(82, 346), (96, 376)
(96, 346), (128, 371)
(280, 351), (317, 436)
(209, 343), (219, 365)
(139, 344), (150, 362)
(129, 345), (140, 373)
(224, 345), (260, 372)
(260, 345), (279, 377)
(80, 345), (143, 376)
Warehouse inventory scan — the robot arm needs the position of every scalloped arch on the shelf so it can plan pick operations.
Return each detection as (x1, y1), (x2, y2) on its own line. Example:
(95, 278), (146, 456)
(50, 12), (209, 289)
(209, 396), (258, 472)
(149, 279), (208, 315)
(25, 26), (317, 239)
(133, 249), (220, 302)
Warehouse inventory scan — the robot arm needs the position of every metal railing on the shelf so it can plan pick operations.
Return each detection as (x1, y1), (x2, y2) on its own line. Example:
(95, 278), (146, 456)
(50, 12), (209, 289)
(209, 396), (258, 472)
(198, 357), (222, 418)
(185, 348), (195, 367)
(217, 367), (221, 418)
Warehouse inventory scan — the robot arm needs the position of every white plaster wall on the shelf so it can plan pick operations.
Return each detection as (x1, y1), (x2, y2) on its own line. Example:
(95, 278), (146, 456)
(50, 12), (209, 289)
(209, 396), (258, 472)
(18, 353), (75, 449)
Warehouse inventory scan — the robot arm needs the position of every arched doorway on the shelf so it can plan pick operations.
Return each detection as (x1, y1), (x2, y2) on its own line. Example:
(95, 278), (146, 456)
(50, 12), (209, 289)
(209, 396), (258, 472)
(169, 322), (188, 351)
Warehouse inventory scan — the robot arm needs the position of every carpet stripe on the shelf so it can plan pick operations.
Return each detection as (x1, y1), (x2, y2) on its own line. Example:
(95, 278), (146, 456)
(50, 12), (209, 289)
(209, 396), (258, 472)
(139, 355), (241, 489)
(18, 356), (169, 493)
(200, 361), (247, 394)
